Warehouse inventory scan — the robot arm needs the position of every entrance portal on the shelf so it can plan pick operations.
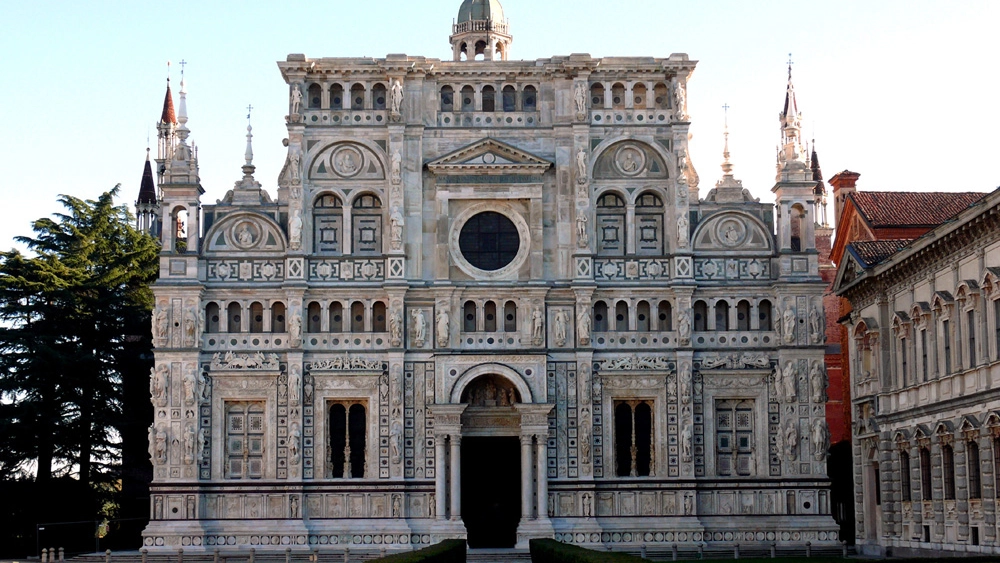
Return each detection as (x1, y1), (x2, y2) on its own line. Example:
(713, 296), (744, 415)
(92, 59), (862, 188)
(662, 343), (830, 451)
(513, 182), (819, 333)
(461, 436), (521, 548)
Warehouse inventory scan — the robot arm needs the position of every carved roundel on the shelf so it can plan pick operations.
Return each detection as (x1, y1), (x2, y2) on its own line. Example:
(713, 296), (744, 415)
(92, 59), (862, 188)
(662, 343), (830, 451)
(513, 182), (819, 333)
(331, 145), (363, 178)
(614, 144), (646, 176)
(716, 217), (748, 247)
(231, 219), (262, 249)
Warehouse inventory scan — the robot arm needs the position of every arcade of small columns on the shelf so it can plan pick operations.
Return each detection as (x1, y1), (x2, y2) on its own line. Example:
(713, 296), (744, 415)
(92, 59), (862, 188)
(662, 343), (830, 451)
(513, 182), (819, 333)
(430, 403), (553, 525)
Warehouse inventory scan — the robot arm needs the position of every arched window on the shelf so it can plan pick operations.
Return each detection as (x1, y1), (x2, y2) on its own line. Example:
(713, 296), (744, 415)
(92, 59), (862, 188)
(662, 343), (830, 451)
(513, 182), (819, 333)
(942, 444), (956, 500)
(464, 301), (477, 332)
(350, 302), (365, 333)
(657, 301), (672, 331)
(313, 195), (344, 255)
(372, 83), (387, 110)
(474, 40), (487, 61)
(596, 193), (626, 256)
(968, 440), (982, 500)
(459, 43), (468, 61)
(270, 302), (286, 333)
(205, 303), (220, 333)
(590, 83), (605, 109)
(636, 301), (651, 332)
(502, 85), (516, 112)
(329, 84), (344, 110)
(715, 300), (730, 331)
(372, 302), (387, 332)
(522, 86), (537, 111)
(737, 300), (751, 331)
(352, 194), (382, 255)
(790, 204), (805, 251)
(329, 302), (343, 332)
(593, 301), (609, 333)
(653, 83), (669, 109)
(350, 83), (365, 110)
(461, 86), (475, 112)
(329, 402), (367, 479)
(173, 208), (188, 253)
(635, 192), (664, 255)
(307, 302), (322, 333)
(441, 86), (455, 112)
(615, 401), (653, 477)
(611, 83), (625, 109)
(482, 86), (496, 112)
(919, 447), (932, 500)
(632, 83), (647, 109)
(615, 301), (629, 332)
(504, 301), (517, 332)
(759, 300), (773, 331)
(900, 450), (911, 502)
(484, 301), (498, 332)
(227, 302), (242, 333)
(693, 301), (708, 332)
(308, 83), (322, 109)
(249, 302), (264, 333)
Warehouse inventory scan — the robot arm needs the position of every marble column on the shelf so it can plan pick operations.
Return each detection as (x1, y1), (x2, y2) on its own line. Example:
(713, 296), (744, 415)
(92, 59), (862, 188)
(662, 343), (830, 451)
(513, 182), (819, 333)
(449, 435), (462, 520)
(435, 435), (447, 520)
(520, 435), (533, 519)
(536, 434), (548, 519)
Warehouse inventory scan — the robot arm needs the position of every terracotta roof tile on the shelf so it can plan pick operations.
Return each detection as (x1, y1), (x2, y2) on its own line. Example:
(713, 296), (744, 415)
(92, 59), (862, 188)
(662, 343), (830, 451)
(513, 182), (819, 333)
(849, 239), (914, 267)
(161, 85), (177, 124)
(850, 191), (985, 228)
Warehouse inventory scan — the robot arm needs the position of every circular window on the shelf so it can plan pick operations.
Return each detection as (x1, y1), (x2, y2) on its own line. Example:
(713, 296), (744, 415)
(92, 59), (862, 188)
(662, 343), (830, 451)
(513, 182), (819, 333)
(458, 212), (520, 272)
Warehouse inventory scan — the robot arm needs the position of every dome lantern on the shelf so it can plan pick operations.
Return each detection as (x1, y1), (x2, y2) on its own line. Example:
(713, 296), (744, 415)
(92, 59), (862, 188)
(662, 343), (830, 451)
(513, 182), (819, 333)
(450, 0), (512, 61)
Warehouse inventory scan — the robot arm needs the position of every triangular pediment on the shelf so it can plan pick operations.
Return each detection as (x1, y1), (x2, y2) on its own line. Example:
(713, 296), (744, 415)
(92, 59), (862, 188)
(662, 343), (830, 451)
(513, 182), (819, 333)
(427, 139), (551, 175)
(832, 251), (863, 295)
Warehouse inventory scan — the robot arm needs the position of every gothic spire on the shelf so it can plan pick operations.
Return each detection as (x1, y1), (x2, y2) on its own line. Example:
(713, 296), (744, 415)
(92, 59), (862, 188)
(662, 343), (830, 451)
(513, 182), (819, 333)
(137, 148), (157, 205)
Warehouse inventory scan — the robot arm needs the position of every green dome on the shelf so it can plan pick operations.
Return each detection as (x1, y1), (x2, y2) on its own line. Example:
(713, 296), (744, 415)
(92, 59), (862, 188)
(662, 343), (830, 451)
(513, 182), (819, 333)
(457, 0), (505, 22)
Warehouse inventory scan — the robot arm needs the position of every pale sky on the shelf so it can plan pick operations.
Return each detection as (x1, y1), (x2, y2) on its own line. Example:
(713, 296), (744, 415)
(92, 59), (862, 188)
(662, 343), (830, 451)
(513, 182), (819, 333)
(0, 0), (996, 251)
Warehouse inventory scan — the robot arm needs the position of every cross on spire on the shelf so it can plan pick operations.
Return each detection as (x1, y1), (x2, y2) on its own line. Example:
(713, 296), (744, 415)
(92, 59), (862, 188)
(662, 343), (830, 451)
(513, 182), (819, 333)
(722, 103), (730, 128)
(787, 53), (794, 77)
(246, 104), (254, 124)
(179, 59), (187, 77)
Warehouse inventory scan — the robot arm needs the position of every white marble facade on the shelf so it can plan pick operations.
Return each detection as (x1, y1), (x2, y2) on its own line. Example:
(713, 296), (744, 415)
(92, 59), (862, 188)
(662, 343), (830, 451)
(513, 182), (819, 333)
(143, 0), (837, 552)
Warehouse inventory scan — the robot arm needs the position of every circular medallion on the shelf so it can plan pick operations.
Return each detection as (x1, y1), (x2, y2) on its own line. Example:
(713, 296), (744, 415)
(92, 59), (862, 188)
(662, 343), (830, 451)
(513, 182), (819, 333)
(331, 146), (363, 178)
(716, 217), (747, 247)
(231, 220), (261, 249)
(614, 145), (646, 176)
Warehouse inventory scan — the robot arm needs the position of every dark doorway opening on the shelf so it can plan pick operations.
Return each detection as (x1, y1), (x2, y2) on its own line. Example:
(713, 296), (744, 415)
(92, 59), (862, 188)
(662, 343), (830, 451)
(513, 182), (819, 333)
(462, 436), (521, 548)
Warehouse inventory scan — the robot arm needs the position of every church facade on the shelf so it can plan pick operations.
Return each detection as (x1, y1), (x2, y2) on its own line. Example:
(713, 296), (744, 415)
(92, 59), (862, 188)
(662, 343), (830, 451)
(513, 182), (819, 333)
(143, 0), (838, 552)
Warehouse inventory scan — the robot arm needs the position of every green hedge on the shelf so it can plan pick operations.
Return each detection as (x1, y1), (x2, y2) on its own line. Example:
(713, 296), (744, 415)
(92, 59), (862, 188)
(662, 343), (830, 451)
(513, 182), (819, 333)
(529, 538), (645, 563)
(367, 539), (466, 563)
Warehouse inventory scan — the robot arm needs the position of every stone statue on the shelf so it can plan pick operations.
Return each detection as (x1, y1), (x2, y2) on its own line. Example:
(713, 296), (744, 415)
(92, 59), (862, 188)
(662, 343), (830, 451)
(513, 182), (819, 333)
(290, 495), (300, 518)
(772, 365), (784, 401)
(553, 309), (568, 347)
(289, 422), (301, 464)
(576, 150), (588, 184)
(679, 362), (692, 404)
(389, 207), (404, 251)
(183, 424), (196, 465)
(579, 422), (591, 461)
(289, 147), (301, 183)
(304, 376), (313, 404)
(390, 420), (403, 465)
(773, 307), (783, 340)
(288, 364), (302, 406)
(672, 79), (687, 121)
(237, 224), (255, 246)
(390, 79), (404, 115)
(576, 211), (589, 247)
(678, 310), (692, 345)
(290, 85), (302, 114)
(392, 495), (402, 518)
(436, 308), (450, 347)
(782, 361), (797, 403)
(677, 213), (689, 248)
(809, 306), (823, 344)
(677, 151), (688, 184)
(574, 82), (587, 116)
(151, 364), (169, 407)
(577, 307), (591, 345)
(681, 423), (692, 462)
(288, 309), (302, 344)
(154, 424), (168, 465)
(184, 306), (197, 346)
(411, 308), (426, 347)
(782, 307), (796, 343)
(811, 418), (829, 461)
(582, 493), (593, 518)
(154, 306), (169, 344)
(198, 427), (208, 462)
(531, 306), (545, 345)
(182, 364), (197, 406)
(810, 361), (827, 403)
(389, 310), (403, 347)
(683, 492), (694, 516)
(784, 421), (799, 461)
(390, 150), (402, 185)
(289, 209), (302, 251)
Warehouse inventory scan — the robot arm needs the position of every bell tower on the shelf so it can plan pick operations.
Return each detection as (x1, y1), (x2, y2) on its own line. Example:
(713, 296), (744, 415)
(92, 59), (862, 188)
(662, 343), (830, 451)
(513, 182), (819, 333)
(450, 0), (512, 61)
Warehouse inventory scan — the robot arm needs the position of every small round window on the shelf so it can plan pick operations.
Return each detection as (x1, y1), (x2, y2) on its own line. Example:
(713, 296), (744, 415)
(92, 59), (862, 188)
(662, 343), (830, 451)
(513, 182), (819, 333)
(458, 212), (520, 272)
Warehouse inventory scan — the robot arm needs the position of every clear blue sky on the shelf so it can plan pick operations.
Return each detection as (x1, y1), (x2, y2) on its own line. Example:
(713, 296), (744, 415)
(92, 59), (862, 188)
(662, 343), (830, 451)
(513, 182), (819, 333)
(1, 0), (996, 250)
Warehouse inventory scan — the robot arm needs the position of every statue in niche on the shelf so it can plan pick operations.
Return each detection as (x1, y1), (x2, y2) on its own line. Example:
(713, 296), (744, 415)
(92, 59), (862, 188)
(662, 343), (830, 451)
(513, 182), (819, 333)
(198, 427), (208, 463)
(290, 496), (300, 518)
(237, 224), (255, 246)
(576, 150), (588, 184)
(678, 310), (692, 345)
(574, 83), (587, 116)
(289, 312), (301, 346)
(289, 146), (301, 183)
(151, 364), (169, 407)
(288, 364), (301, 406)
(773, 306), (783, 340)
(153, 424), (168, 465)
(436, 308), (450, 347)
(810, 361), (827, 403)
(389, 207), (404, 251)
(782, 307), (796, 343)
(389, 310), (403, 347)
(781, 361), (798, 403)
(290, 85), (302, 115)
(531, 306), (545, 345)
(579, 418), (591, 460)
(392, 495), (402, 518)
(577, 307), (591, 345)
(391, 365), (403, 417)
(411, 308), (426, 347)
(772, 365), (784, 401)
(784, 420), (799, 461)
(679, 363), (692, 404)
(809, 306), (823, 344)
(289, 422), (301, 464)
(553, 309), (568, 347)
(183, 424), (196, 465)
(289, 209), (302, 251)
(677, 214), (689, 248)
(582, 493), (593, 518)
(390, 421), (403, 465)
(390, 79), (404, 115)
(576, 211), (589, 247)
(672, 79), (687, 121)
(182, 364), (197, 406)
(677, 150), (688, 182)
(811, 418), (829, 460)
(303, 376), (313, 404)
(683, 492), (694, 516)
(184, 306), (197, 345)
(390, 150), (402, 185)
(154, 497), (164, 520)
(154, 306), (169, 344)
(681, 423), (692, 462)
